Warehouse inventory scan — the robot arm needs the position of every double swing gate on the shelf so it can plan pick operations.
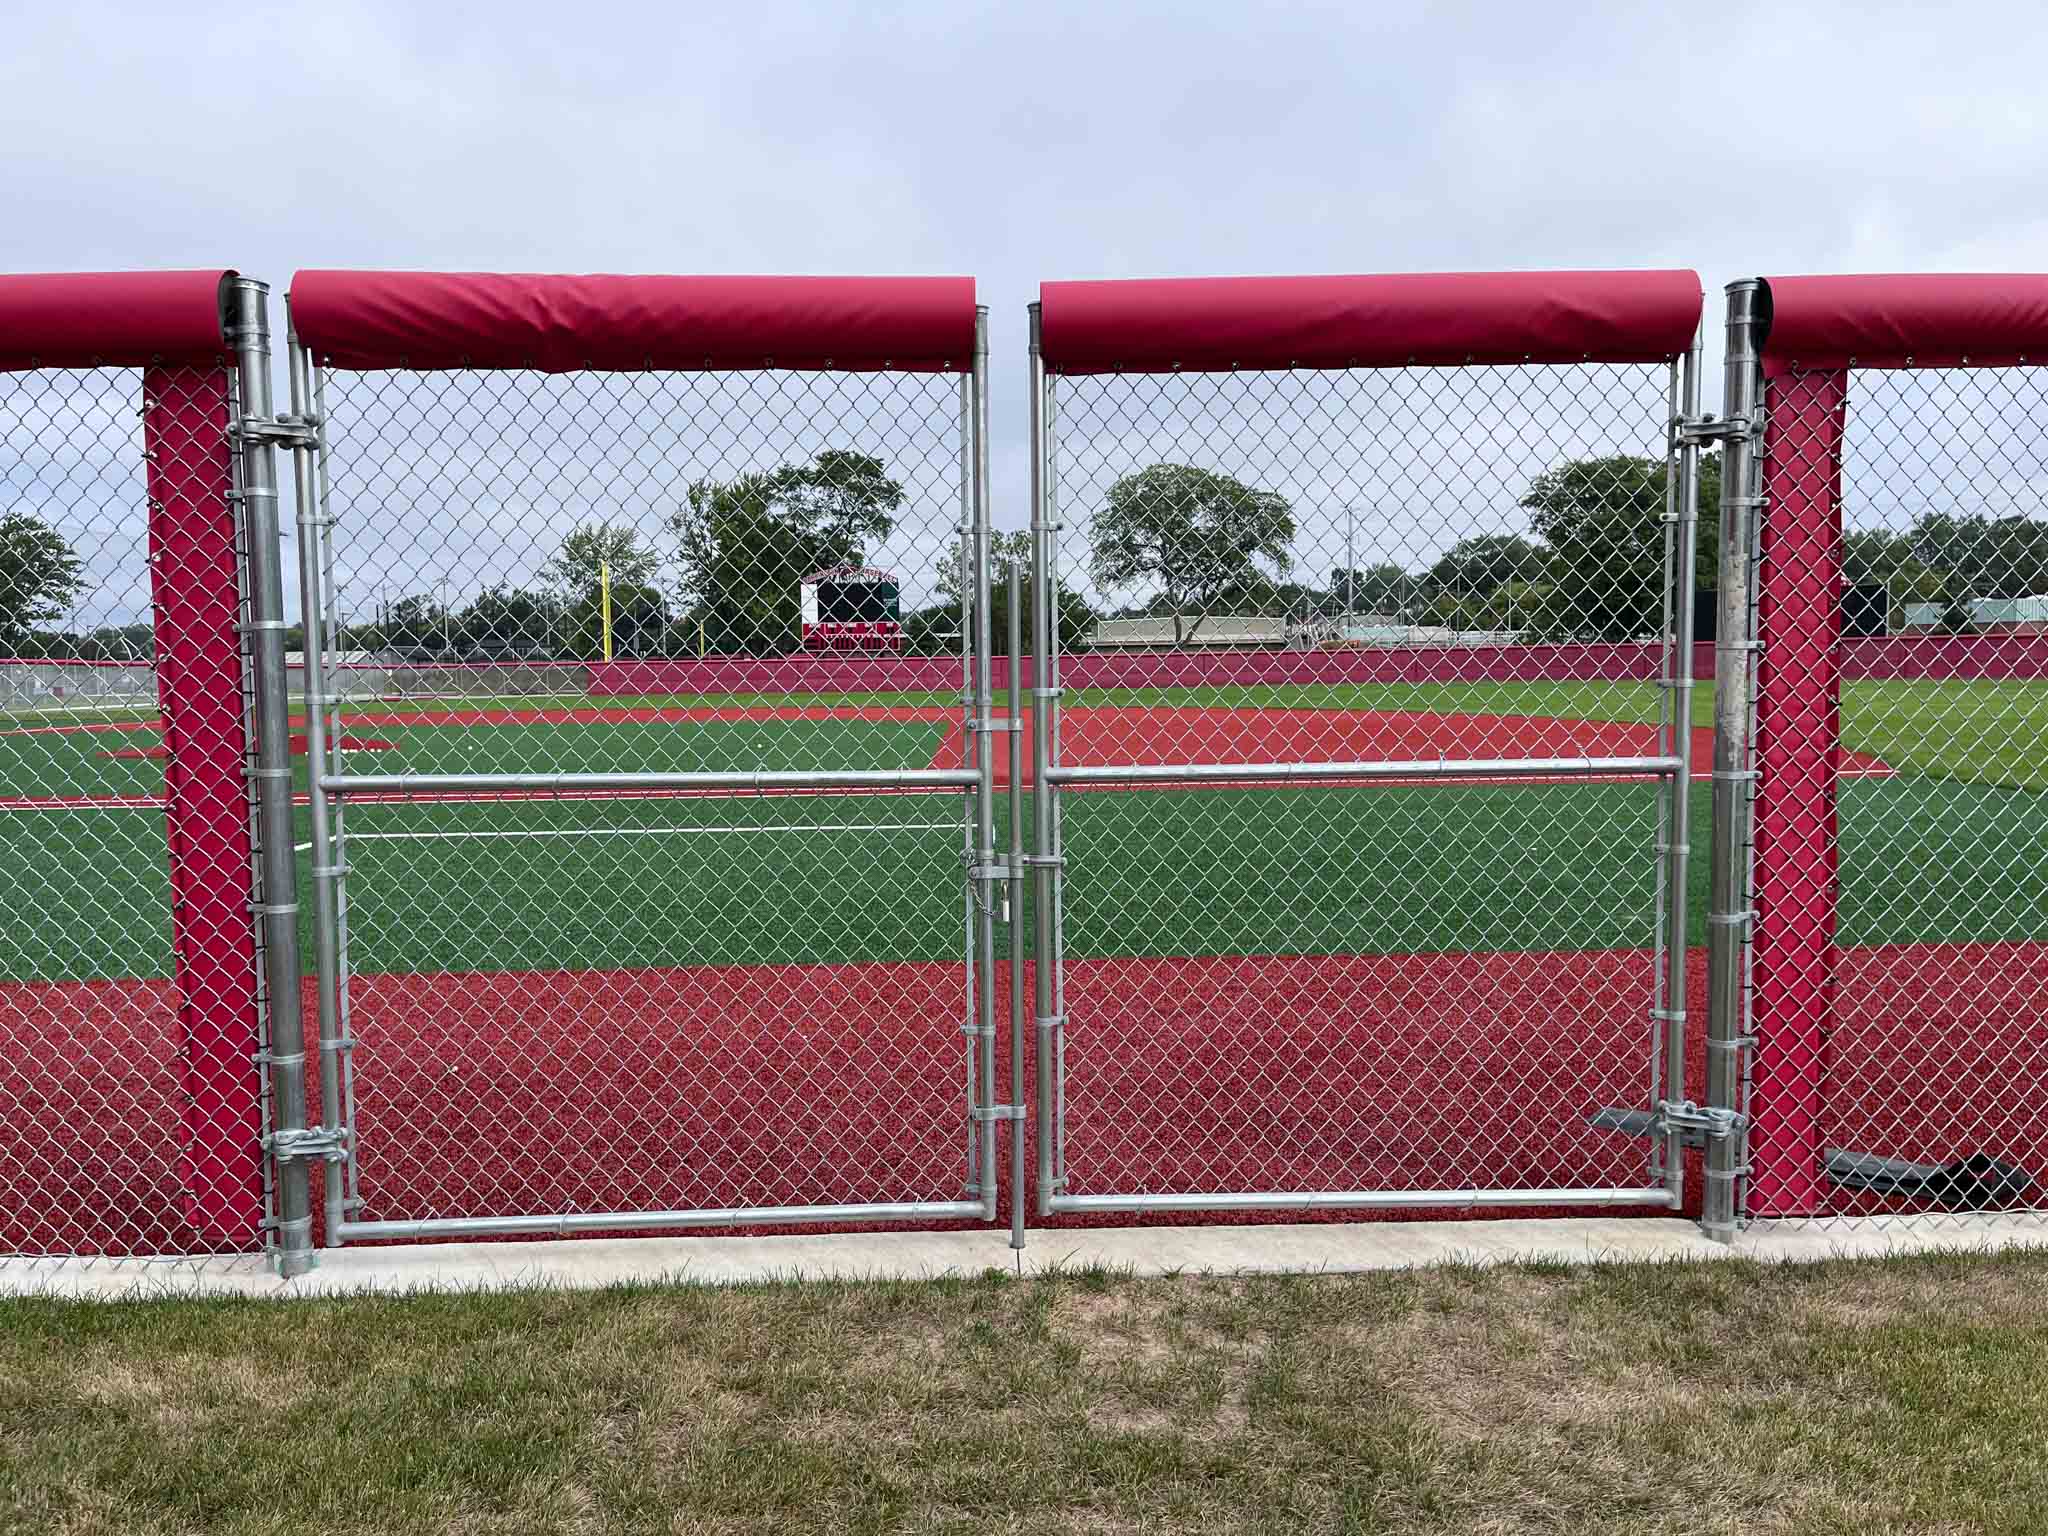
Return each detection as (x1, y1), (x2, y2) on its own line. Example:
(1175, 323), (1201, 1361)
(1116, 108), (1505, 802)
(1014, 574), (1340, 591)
(3, 266), (2047, 1274)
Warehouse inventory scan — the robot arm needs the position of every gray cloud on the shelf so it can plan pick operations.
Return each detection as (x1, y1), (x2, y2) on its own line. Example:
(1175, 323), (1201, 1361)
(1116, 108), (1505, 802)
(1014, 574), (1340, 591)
(5, 0), (2047, 624)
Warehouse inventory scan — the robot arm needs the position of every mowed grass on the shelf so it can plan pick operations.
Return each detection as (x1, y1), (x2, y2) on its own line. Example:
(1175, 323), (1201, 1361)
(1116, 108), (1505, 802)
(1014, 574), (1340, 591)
(5, 1250), (2048, 1535)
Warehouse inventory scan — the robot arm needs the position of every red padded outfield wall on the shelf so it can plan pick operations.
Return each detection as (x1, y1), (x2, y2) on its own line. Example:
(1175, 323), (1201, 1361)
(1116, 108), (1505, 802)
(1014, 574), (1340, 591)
(1748, 274), (2048, 1215)
(0, 271), (263, 1244)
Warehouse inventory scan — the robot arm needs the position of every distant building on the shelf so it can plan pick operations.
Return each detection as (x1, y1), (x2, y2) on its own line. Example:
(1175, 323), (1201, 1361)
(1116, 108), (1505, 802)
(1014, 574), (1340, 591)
(1897, 596), (2048, 634)
(1970, 595), (2048, 633)
(1089, 615), (1287, 650)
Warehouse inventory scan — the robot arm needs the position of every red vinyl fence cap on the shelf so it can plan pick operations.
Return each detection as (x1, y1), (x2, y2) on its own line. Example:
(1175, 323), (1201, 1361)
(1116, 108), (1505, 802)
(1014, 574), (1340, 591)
(0, 271), (233, 371)
(1038, 270), (1702, 375)
(1760, 274), (2048, 373)
(291, 271), (979, 373)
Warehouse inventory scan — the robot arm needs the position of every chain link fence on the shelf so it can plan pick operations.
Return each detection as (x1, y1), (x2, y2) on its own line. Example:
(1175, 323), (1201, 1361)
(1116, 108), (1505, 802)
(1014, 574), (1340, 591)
(9, 268), (2048, 1271)
(0, 350), (276, 1263)
(1738, 358), (2048, 1227)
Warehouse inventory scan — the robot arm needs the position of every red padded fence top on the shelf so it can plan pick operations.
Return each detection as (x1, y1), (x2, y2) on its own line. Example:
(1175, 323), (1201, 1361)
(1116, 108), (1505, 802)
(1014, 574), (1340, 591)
(1760, 274), (2048, 373)
(291, 271), (978, 373)
(0, 270), (233, 371)
(1038, 270), (1702, 374)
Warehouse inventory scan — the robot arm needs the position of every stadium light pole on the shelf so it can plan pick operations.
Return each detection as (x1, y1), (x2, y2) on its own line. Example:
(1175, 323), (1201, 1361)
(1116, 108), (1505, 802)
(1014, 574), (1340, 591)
(436, 576), (452, 654)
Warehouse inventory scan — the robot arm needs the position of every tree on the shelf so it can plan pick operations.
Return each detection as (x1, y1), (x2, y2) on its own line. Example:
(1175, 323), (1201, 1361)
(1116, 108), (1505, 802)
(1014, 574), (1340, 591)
(669, 450), (904, 655)
(1425, 535), (1547, 599)
(379, 593), (451, 651)
(923, 530), (1093, 657)
(542, 523), (659, 606)
(1328, 562), (1412, 617)
(0, 510), (84, 640)
(565, 582), (668, 659)
(1088, 464), (1295, 646)
(1521, 453), (1722, 641)
(1908, 513), (2048, 603)
(934, 530), (1033, 604)
(455, 586), (565, 656)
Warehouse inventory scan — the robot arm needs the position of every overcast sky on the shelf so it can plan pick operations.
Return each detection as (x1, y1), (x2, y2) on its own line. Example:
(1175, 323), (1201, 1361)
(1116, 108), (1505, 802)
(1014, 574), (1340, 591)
(6, 1), (2047, 621)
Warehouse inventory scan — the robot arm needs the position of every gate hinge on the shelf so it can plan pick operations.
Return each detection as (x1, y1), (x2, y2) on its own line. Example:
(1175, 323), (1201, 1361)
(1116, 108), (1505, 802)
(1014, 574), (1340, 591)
(265, 1125), (350, 1163)
(1674, 409), (1763, 448)
(234, 414), (321, 450)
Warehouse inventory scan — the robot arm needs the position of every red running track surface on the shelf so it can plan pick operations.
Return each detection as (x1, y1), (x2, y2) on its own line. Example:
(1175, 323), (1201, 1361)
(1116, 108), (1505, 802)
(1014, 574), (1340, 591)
(2, 942), (2041, 1255)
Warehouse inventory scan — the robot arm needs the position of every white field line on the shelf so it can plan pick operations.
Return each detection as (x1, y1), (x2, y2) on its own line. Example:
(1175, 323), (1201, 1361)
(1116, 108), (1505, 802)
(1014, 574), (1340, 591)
(290, 821), (961, 853)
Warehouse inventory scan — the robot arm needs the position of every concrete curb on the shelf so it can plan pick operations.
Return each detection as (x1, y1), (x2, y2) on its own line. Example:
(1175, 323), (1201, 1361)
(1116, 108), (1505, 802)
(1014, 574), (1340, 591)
(6, 1215), (2048, 1301)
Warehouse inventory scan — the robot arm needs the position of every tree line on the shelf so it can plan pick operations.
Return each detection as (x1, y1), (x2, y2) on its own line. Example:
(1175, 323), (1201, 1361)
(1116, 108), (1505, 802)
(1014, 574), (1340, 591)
(6, 448), (2046, 659)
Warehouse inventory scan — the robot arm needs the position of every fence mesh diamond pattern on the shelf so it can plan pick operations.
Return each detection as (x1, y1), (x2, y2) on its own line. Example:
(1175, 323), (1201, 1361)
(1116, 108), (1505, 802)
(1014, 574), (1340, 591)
(1744, 364), (2048, 1226)
(306, 360), (989, 1231)
(1039, 359), (1701, 1209)
(0, 362), (270, 1261)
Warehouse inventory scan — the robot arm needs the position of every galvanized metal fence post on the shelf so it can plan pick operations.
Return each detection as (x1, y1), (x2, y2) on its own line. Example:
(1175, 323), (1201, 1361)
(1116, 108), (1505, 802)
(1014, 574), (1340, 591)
(971, 305), (999, 1223)
(1027, 302), (1063, 1215)
(1704, 279), (1766, 1241)
(1657, 330), (1704, 1201)
(1007, 556), (1027, 1248)
(285, 319), (348, 1247)
(226, 278), (316, 1276)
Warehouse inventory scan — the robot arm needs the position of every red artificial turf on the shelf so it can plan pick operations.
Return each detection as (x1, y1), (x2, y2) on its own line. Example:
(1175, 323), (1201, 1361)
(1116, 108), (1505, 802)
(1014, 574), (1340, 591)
(3, 942), (2042, 1256)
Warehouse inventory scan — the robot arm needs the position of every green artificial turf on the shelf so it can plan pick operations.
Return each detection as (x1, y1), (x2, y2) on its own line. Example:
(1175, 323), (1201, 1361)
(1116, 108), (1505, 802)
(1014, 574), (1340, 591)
(2, 683), (2042, 985)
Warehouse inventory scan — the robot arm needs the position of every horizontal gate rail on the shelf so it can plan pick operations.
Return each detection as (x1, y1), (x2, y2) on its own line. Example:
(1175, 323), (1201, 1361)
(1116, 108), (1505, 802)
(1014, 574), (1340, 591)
(1045, 756), (1682, 787)
(1052, 1187), (1679, 1215)
(322, 769), (980, 796)
(338, 1198), (988, 1243)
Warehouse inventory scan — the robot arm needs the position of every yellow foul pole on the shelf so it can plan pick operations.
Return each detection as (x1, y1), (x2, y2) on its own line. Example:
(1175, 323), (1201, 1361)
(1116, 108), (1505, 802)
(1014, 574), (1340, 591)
(599, 558), (613, 661)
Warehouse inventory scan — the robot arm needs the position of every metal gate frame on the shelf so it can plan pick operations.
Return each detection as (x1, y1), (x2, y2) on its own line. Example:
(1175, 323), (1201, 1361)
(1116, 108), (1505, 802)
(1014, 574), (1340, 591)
(273, 272), (1020, 1251)
(1026, 275), (1711, 1219)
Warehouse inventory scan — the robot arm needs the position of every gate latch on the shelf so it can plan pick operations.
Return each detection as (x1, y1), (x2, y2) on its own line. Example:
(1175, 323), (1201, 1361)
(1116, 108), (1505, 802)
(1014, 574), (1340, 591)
(1651, 1099), (1745, 1146)
(1589, 1101), (1744, 1150)
(236, 414), (321, 450)
(1674, 410), (1762, 448)
(265, 1125), (349, 1164)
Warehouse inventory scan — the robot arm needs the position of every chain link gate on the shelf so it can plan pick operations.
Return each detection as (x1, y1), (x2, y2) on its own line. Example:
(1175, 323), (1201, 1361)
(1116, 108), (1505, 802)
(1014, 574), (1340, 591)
(1708, 275), (2048, 1233)
(280, 272), (1017, 1246)
(1027, 273), (1712, 1217)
